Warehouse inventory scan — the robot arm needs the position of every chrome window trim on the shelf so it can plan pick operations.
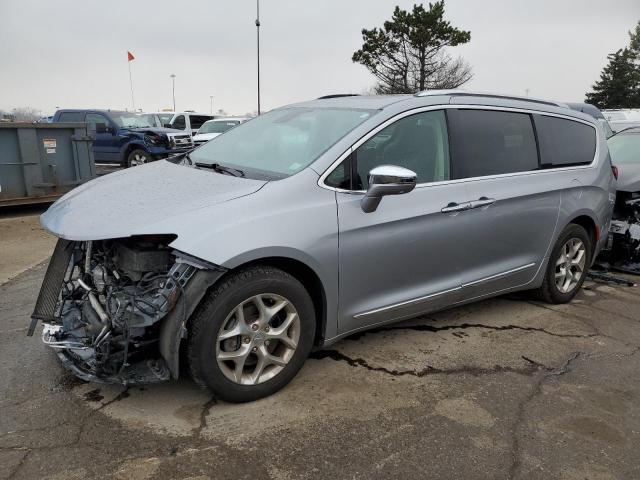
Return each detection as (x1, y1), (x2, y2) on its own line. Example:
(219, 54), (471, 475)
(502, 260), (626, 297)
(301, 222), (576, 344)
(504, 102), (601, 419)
(317, 104), (600, 193)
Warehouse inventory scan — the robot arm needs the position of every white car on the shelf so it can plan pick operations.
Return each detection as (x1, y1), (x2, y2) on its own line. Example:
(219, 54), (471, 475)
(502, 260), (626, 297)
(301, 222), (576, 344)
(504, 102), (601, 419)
(151, 111), (216, 137)
(602, 109), (640, 134)
(192, 117), (250, 146)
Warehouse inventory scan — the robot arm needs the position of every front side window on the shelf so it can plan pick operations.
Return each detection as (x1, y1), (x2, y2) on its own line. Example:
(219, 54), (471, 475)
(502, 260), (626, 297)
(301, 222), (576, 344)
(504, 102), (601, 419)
(189, 107), (375, 180)
(85, 113), (109, 131)
(534, 115), (596, 167)
(325, 110), (450, 190)
(171, 115), (186, 130)
(448, 109), (539, 179)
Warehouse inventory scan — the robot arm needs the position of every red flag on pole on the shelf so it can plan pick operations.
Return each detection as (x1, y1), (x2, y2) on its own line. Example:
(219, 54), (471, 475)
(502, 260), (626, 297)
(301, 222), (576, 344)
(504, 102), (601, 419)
(127, 51), (135, 62)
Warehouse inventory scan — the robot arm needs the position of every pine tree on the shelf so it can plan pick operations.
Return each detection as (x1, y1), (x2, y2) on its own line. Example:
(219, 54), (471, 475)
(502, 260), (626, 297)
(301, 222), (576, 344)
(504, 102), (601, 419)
(352, 2), (472, 94)
(586, 20), (640, 109)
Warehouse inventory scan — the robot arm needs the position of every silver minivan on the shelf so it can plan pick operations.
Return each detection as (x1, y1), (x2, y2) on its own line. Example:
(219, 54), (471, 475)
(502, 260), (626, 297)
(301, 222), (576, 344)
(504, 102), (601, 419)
(32, 91), (615, 402)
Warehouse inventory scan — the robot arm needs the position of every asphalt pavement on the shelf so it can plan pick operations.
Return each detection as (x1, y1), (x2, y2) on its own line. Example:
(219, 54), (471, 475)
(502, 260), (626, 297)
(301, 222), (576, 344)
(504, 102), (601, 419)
(1, 208), (639, 480)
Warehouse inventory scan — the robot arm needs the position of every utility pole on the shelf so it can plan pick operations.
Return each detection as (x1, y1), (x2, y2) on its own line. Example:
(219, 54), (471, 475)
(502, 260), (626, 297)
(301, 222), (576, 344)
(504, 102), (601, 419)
(210, 95), (214, 115)
(170, 74), (176, 111)
(256, 0), (261, 115)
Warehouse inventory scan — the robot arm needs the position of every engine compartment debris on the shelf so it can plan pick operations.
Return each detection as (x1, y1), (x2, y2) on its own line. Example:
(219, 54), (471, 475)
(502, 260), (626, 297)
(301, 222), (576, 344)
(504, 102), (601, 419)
(600, 192), (640, 275)
(35, 236), (197, 384)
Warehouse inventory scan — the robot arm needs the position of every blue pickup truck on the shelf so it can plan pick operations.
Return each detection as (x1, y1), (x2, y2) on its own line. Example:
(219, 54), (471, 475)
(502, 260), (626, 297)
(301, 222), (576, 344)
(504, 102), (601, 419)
(52, 110), (193, 167)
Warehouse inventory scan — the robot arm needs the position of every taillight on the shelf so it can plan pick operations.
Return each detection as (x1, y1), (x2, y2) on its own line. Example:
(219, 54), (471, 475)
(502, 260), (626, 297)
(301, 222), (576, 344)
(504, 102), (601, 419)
(611, 165), (619, 180)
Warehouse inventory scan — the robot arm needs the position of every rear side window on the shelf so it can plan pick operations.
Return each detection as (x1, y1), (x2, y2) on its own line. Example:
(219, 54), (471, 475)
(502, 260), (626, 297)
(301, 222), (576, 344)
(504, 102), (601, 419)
(57, 112), (84, 122)
(189, 115), (213, 130)
(534, 115), (596, 167)
(448, 109), (539, 179)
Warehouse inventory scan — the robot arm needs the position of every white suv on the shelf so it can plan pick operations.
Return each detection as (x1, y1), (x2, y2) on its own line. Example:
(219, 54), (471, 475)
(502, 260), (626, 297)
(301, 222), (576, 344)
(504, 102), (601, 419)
(154, 112), (215, 137)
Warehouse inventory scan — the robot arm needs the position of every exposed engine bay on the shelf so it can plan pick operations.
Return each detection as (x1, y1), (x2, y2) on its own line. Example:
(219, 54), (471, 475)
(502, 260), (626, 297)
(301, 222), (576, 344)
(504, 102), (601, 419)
(30, 236), (217, 384)
(602, 191), (640, 275)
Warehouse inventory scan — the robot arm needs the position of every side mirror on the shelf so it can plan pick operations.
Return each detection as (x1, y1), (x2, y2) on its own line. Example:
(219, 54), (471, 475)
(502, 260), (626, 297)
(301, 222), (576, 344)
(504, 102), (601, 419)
(95, 123), (108, 134)
(361, 165), (417, 213)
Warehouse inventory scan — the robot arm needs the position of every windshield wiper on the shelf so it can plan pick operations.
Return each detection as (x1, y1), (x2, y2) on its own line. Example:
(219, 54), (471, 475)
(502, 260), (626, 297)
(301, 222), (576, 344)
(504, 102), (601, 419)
(195, 162), (245, 177)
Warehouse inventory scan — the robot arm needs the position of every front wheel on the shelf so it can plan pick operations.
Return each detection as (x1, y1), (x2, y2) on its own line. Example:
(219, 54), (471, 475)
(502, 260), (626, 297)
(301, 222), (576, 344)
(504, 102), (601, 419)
(187, 266), (315, 403)
(126, 148), (150, 168)
(535, 224), (591, 304)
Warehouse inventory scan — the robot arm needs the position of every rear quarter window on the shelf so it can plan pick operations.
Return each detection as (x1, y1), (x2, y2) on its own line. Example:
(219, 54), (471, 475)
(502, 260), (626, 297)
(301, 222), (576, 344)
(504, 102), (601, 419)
(189, 115), (214, 130)
(56, 112), (85, 122)
(534, 115), (596, 167)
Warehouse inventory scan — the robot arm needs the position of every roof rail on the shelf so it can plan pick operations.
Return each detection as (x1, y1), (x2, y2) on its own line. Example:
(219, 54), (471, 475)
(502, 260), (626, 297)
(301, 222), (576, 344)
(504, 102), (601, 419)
(317, 94), (361, 100)
(415, 89), (566, 108)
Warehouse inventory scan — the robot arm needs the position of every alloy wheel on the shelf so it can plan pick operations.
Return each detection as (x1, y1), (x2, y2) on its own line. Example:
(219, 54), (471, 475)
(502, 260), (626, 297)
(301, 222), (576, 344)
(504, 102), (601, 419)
(215, 293), (301, 385)
(554, 238), (586, 293)
(130, 152), (148, 167)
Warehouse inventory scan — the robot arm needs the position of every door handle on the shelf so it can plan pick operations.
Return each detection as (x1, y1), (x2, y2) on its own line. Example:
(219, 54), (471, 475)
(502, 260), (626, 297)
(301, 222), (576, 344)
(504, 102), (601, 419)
(469, 197), (496, 209)
(441, 202), (471, 214)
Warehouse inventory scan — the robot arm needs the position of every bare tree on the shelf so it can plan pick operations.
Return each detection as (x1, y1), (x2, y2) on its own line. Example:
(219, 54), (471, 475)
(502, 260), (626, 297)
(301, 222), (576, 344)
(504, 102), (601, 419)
(12, 107), (42, 122)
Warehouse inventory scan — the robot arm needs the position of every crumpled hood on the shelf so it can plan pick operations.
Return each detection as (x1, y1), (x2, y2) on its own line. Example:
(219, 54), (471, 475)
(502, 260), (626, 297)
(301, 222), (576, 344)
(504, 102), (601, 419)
(614, 161), (640, 193)
(41, 160), (266, 241)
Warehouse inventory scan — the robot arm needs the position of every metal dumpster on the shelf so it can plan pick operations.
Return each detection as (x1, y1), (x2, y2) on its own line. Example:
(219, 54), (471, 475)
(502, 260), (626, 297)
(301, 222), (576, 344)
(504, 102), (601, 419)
(0, 122), (95, 207)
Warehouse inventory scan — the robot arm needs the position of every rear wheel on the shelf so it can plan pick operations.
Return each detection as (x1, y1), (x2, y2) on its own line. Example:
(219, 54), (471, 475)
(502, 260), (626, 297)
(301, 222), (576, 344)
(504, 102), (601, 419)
(126, 148), (150, 168)
(535, 224), (591, 304)
(187, 266), (315, 402)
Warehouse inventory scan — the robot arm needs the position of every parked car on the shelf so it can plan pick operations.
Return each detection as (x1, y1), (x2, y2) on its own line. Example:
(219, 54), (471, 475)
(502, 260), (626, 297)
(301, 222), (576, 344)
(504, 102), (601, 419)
(192, 117), (250, 146)
(154, 111), (215, 136)
(566, 102), (614, 138)
(33, 92), (615, 402)
(603, 126), (640, 272)
(53, 110), (193, 168)
(602, 109), (640, 134)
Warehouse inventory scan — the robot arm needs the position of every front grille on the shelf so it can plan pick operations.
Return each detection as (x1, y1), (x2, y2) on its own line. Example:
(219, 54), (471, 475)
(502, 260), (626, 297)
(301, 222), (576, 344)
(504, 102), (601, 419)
(169, 135), (193, 149)
(29, 239), (74, 335)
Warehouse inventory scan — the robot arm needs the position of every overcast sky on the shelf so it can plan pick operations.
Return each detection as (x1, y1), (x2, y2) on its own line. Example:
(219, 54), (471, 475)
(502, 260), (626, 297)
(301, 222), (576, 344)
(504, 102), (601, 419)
(1, 0), (639, 116)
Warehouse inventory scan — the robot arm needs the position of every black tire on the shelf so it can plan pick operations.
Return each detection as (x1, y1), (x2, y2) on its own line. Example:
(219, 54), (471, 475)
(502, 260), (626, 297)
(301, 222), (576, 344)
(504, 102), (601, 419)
(126, 148), (150, 168)
(535, 224), (592, 304)
(187, 266), (315, 403)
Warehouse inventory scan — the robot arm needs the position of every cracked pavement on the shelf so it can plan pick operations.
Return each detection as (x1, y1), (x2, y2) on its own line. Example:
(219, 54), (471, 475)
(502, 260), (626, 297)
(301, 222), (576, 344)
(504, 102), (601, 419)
(1, 212), (640, 479)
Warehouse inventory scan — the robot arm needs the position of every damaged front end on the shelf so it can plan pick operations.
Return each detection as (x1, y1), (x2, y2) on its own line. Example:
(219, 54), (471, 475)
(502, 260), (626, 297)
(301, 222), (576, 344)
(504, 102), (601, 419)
(603, 192), (640, 274)
(29, 236), (225, 384)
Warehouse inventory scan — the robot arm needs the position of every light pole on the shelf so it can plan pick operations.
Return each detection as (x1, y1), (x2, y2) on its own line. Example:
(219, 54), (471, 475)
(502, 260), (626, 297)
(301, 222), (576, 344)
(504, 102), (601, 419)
(255, 0), (261, 115)
(170, 74), (176, 111)
(210, 95), (214, 115)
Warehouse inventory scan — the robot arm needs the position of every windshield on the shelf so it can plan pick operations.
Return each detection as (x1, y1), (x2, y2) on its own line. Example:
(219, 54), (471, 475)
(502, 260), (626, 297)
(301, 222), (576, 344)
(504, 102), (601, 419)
(608, 132), (640, 164)
(199, 120), (240, 134)
(111, 113), (161, 128)
(157, 113), (174, 124)
(189, 107), (375, 178)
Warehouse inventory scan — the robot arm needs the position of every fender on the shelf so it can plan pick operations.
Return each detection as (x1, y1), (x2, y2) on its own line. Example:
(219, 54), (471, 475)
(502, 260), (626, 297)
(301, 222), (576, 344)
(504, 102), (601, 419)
(118, 137), (146, 162)
(158, 267), (227, 379)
